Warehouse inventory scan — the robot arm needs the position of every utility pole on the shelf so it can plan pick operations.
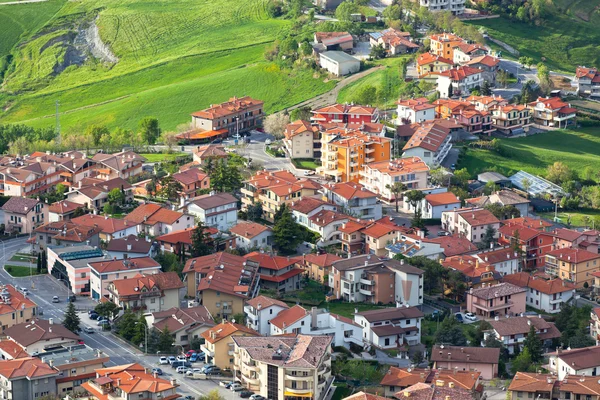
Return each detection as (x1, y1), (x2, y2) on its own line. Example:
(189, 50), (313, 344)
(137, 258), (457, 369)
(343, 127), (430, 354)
(55, 100), (60, 135)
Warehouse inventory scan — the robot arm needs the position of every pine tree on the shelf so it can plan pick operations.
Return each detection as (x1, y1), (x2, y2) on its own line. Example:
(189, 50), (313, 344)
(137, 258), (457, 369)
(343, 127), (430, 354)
(191, 222), (212, 257)
(273, 207), (302, 255)
(63, 302), (80, 333)
(118, 310), (138, 341)
(158, 326), (174, 353)
(523, 324), (543, 362)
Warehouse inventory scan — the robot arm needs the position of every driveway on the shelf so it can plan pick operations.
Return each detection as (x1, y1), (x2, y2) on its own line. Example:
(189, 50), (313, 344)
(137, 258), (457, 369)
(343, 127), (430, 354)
(441, 148), (458, 169)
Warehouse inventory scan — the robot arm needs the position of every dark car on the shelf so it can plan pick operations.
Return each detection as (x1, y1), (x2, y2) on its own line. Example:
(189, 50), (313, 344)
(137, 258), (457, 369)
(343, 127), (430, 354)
(455, 313), (464, 323)
(152, 368), (163, 375)
(69, 295), (76, 302)
(240, 391), (254, 398)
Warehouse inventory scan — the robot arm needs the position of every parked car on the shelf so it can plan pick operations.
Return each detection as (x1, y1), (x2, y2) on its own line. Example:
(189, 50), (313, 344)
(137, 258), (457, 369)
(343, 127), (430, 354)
(68, 295), (76, 302)
(220, 381), (233, 388)
(97, 320), (110, 327)
(455, 313), (464, 323)
(204, 366), (221, 375)
(250, 395), (266, 400)
(176, 366), (191, 374)
(185, 350), (197, 358)
(437, 231), (450, 236)
(450, 164), (456, 171)
(88, 312), (99, 320)
(159, 357), (169, 365)
(186, 369), (203, 377)
(464, 312), (477, 321)
(176, 355), (187, 362)
(201, 364), (214, 372)
(168, 356), (177, 365)
(240, 391), (254, 398)
(185, 396), (195, 400)
(152, 368), (163, 375)
(83, 327), (94, 334)
(190, 352), (205, 362)
(265, 139), (271, 145)
(19, 287), (29, 295)
(96, 318), (108, 326)
(52, 296), (59, 303)
(230, 383), (244, 392)
(303, 170), (315, 176)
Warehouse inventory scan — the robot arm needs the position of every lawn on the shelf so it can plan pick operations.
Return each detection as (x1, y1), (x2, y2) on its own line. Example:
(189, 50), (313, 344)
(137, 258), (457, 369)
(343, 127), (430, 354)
(292, 158), (320, 170)
(283, 279), (327, 306)
(458, 127), (600, 178)
(539, 208), (600, 227)
(139, 153), (187, 162)
(9, 254), (35, 263)
(4, 265), (39, 277)
(466, 11), (600, 73)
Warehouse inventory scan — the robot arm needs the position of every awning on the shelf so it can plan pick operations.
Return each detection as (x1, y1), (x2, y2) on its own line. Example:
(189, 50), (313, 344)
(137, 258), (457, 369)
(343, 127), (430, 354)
(284, 392), (313, 398)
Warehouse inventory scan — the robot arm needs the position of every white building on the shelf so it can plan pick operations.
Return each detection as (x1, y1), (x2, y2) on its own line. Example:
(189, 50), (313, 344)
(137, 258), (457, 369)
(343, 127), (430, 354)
(320, 51), (360, 76)
(88, 257), (162, 301)
(269, 305), (363, 348)
(185, 192), (238, 232)
(146, 306), (215, 348)
(503, 272), (576, 314)
(395, 98), (436, 125)
(441, 207), (500, 244)
(484, 316), (560, 355)
(124, 203), (194, 237)
(402, 121), (452, 167)
(402, 188), (461, 219)
(546, 346), (600, 380)
(321, 182), (382, 220)
(475, 247), (521, 276)
(244, 295), (290, 335)
(466, 190), (531, 218)
(419, 0), (465, 14)
(437, 66), (483, 98)
(106, 234), (155, 260)
(359, 157), (430, 203)
(229, 221), (272, 251)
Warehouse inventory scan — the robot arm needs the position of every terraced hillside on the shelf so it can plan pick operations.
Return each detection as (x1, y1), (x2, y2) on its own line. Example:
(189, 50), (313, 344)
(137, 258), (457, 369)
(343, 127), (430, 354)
(0, 0), (335, 130)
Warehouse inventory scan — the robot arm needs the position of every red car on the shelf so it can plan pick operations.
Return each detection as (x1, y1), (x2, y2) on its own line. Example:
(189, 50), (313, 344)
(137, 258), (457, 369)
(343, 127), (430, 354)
(185, 350), (199, 358)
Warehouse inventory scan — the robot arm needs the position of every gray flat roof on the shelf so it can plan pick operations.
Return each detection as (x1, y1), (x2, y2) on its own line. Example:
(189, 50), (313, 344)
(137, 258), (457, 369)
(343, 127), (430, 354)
(321, 51), (359, 64)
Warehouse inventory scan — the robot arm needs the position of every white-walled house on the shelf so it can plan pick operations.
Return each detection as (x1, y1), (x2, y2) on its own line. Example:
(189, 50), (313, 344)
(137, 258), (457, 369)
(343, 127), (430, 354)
(441, 208), (500, 244)
(475, 247), (521, 276)
(402, 122), (452, 167)
(437, 66), (483, 98)
(124, 203), (194, 236)
(230, 221), (272, 251)
(244, 295), (290, 335)
(546, 346), (600, 380)
(321, 182), (382, 220)
(395, 98), (436, 125)
(359, 157), (430, 203)
(503, 272), (576, 314)
(185, 192), (238, 232)
(270, 305), (363, 348)
(484, 316), (560, 355)
(402, 188), (460, 219)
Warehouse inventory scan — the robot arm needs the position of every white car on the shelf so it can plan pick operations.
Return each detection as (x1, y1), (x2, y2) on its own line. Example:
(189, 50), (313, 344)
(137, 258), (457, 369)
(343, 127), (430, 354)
(176, 366), (190, 374)
(159, 357), (169, 365)
(464, 312), (477, 321)
(230, 383), (244, 392)
(303, 170), (315, 176)
(265, 139), (271, 145)
(176, 355), (186, 362)
(186, 369), (203, 376)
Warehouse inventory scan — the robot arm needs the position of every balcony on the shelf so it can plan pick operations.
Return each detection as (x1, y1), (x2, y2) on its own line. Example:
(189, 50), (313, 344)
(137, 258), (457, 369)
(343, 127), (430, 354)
(285, 373), (312, 381)
(244, 362), (259, 372)
(284, 386), (313, 396)
(549, 297), (564, 305)
(359, 278), (375, 286)
(350, 162), (359, 167)
(201, 346), (215, 357)
(365, 157), (374, 163)
(241, 374), (260, 386)
(473, 301), (514, 312)
(359, 287), (373, 296)
(365, 147), (375, 154)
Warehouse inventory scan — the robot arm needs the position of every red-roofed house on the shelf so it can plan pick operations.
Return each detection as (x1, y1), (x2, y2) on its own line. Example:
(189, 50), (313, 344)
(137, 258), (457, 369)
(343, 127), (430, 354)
(466, 55), (500, 85)
(244, 295), (290, 335)
(437, 66), (484, 98)
(106, 271), (184, 313)
(528, 96), (577, 128)
(403, 190), (461, 219)
(503, 272), (575, 313)
(498, 223), (556, 268)
(190, 96), (263, 136)
(230, 221), (272, 251)
(322, 182), (382, 220)
(0, 285), (38, 335)
(172, 168), (210, 198)
(395, 97), (436, 125)
(88, 257), (163, 301)
(283, 120), (320, 159)
(426, 235), (478, 257)
(416, 52), (453, 77)
(245, 252), (304, 293)
(0, 357), (59, 399)
(545, 248), (600, 288)
(575, 66), (600, 98)
(200, 321), (259, 369)
(402, 121), (452, 167)
(441, 208), (500, 244)
(156, 226), (234, 260)
(474, 247), (521, 276)
(124, 203), (194, 236)
(295, 252), (342, 283)
(441, 255), (502, 299)
(72, 213), (139, 242)
(147, 306), (215, 347)
(48, 200), (84, 222)
(370, 28), (419, 55)
(453, 42), (488, 64)
(311, 103), (379, 125)
(362, 218), (404, 257)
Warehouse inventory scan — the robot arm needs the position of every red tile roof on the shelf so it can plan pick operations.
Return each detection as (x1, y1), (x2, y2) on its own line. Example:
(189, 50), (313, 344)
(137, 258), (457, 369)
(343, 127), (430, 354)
(426, 192), (460, 206)
(503, 272), (575, 294)
(546, 248), (600, 263)
(290, 197), (333, 214)
(124, 204), (184, 225)
(0, 358), (58, 380)
(0, 285), (37, 316)
(438, 66), (482, 80)
(457, 209), (499, 226)
(0, 340), (28, 360)
(270, 305), (308, 329)
(191, 97), (263, 119)
(245, 252), (296, 271)
(417, 52), (453, 66)
(403, 121), (450, 153)
(89, 257), (161, 274)
(308, 210), (349, 227)
(441, 255), (494, 278)
(48, 200), (83, 215)
(466, 55), (499, 67)
(301, 253), (343, 267)
(85, 363), (178, 396)
(230, 221), (271, 239)
(72, 214), (136, 234)
(201, 321), (259, 344)
(260, 268), (304, 283)
(325, 182), (377, 200)
(425, 235), (477, 257)
(110, 272), (183, 297)
(246, 295), (289, 310)
(156, 227), (196, 245)
(285, 120), (318, 140)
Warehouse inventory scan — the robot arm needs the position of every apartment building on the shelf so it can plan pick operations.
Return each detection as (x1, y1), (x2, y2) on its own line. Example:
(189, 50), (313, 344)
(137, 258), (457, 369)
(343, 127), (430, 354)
(503, 272), (576, 314)
(311, 103), (379, 125)
(147, 306), (215, 348)
(429, 33), (465, 59)
(191, 96), (264, 135)
(105, 234), (154, 260)
(354, 307), (424, 354)
(186, 192), (238, 231)
(48, 200), (84, 222)
(404, 190), (461, 219)
(82, 363), (179, 400)
(402, 121), (452, 167)
(437, 66), (484, 98)
(465, 94), (508, 112)
(91, 151), (145, 181)
(329, 255), (424, 306)
(244, 295), (290, 335)
(0, 284), (38, 335)
(290, 197), (337, 225)
(245, 252), (304, 294)
(201, 321), (259, 369)
(575, 66), (600, 98)
(465, 282), (526, 319)
(182, 252), (260, 319)
(441, 208), (500, 244)
(380, 366), (482, 396)
(339, 219), (370, 254)
(2, 197), (47, 234)
(416, 52), (453, 77)
(545, 248), (600, 288)
(124, 203), (194, 236)
(232, 335), (333, 400)
(431, 346), (500, 380)
(172, 168), (210, 198)
(528, 96), (577, 128)
(321, 182), (382, 220)
(71, 214), (139, 242)
(509, 372), (600, 400)
(362, 219), (404, 257)
(0, 162), (62, 197)
(419, 0), (465, 14)
(466, 55), (499, 84)
(498, 222), (555, 268)
(33, 221), (98, 255)
(453, 42), (487, 64)
(295, 253), (342, 284)
(284, 120), (321, 159)
(106, 271), (183, 313)
(66, 177), (133, 212)
(88, 257), (162, 301)
(359, 157), (429, 202)
(4, 319), (81, 355)
(440, 256), (502, 299)
(395, 97), (436, 125)
(474, 247), (521, 276)
(47, 245), (106, 295)
(547, 346), (600, 380)
(0, 358), (59, 400)
(485, 315), (560, 355)
(386, 231), (445, 260)
(230, 221), (273, 251)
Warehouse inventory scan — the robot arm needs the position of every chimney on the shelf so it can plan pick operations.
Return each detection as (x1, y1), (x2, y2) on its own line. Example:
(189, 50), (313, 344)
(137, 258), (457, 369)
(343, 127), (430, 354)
(127, 244), (132, 251)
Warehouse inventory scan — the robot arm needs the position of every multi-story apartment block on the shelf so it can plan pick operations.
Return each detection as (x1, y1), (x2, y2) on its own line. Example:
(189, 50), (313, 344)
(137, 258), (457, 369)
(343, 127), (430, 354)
(284, 120), (321, 159)
(0, 163), (62, 197)
(545, 248), (600, 288)
(191, 96), (264, 135)
(354, 307), (424, 354)
(437, 66), (484, 98)
(359, 157), (429, 202)
(575, 66), (600, 98)
(232, 335), (333, 400)
(185, 192), (238, 232)
(311, 104), (379, 125)
(395, 97), (436, 125)
(244, 295), (290, 335)
(91, 151), (145, 181)
(402, 122), (452, 167)
(2, 197), (47, 234)
(0, 284), (38, 335)
(88, 257), (162, 301)
(201, 321), (259, 370)
(440, 256), (502, 300)
(321, 182), (382, 220)
(474, 247), (521, 276)
(591, 308), (600, 345)
(465, 282), (526, 319)
(498, 221), (555, 268)
(490, 104), (531, 134)
(66, 177), (133, 212)
(0, 357), (59, 400)
(485, 315), (560, 355)
(441, 208), (500, 244)
(528, 96), (577, 128)
(430, 346), (500, 380)
(546, 346), (600, 380)
(106, 271), (183, 313)
(503, 272), (576, 314)
(509, 371), (600, 400)
(429, 33), (464, 59)
(420, 0), (465, 14)
(416, 52), (453, 77)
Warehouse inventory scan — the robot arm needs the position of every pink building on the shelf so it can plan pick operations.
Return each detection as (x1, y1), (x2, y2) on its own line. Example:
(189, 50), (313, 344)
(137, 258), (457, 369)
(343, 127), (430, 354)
(466, 282), (526, 318)
(430, 345), (500, 379)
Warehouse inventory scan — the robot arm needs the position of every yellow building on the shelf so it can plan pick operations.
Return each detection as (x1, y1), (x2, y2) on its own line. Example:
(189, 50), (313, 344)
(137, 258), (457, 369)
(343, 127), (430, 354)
(0, 284), (37, 335)
(416, 52), (453, 77)
(201, 321), (260, 370)
(318, 128), (392, 183)
(545, 248), (600, 288)
(429, 33), (464, 60)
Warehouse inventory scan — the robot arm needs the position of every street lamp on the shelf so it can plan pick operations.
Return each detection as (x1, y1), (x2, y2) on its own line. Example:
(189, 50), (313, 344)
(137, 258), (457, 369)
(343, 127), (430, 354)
(135, 322), (148, 354)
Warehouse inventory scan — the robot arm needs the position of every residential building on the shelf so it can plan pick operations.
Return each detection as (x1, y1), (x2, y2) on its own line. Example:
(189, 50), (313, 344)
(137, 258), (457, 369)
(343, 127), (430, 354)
(430, 345), (500, 379)
(319, 51), (360, 76)
(404, 190), (461, 219)
(82, 363), (180, 400)
(295, 253), (342, 284)
(200, 321), (259, 369)
(339, 219), (370, 254)
(289, 197), (337, 229)
(474, 247), (521, 276)
(395, 381), (478, 400)
(329, 255), (424, 306)
(156, 227), (235, 260)
(230, 221), (273, 251)
(498, 222), (556, 268)
(420, 0), (465, 14)
(146, 306), (215, 348)
(437, 66), (484, 98)
(362, 218), (403, 257)
(484, 315), (561, 355)
(0, 340), (28, 360)
(182, 252), (260, 319)
(40, 344), (110, 396)
(0, 162), (62, 197)
(231, 335), (333, 400)
(4, 318), (81, 355)
(124, 203), (194, 236)
(322, 182), (382, 220)
(284, 120), (320, 159)
(354, 307), (424, 355)
(47, 245), (106, 295)
(311, 104), (379, 125)
(395, 97), (436, 125)
(66, 177), (133, 212)
(313, 31), (354, 52)
(402, 121), (452, 167)
(185, 192), (238, 232)
(575, 66), (600, 98)
(0, 357), (59, 400)
(528, 96), (577, 128)
(369, 28), (419, 55)
(0, 284), (38, 335)
(466, 94), (508, 112)
(344, 392), (387, 400)
(48, 200), (84, 222)
(88, 257), (162, 301)
(32, 221), (101, 254)
(466, 55), (499, 84)
(192, 144), (229, 164)
(191, 96), (264, 136)
(359, 157), (430, 202)
(269, 306), (363, 348)
(244, 295), (290, 335)
(172, 168), (210, 198)
(427, 235), (478, 257)
(440, 256), (502, 299)
(453, 42), (487, 64)
(91, 151), (145, 180)
(416, 52), (453, 77)
(591, 308), (600, 345)
(545, 248), (600, 288)
(105, 234), (154, 260)
(430, 33), (465, 59)
(466, 190), (531, 218)
(490, 104), (531, 134)
(2, 197), (47, 234)
(380, 366), (482, 396)
(71, 214), (138, 242)
(552, 227), (598, 251)
(245, 252), (304, 293)
(465, 282), (527, 318)
(547, 346), (600, 380)
(106, 271), (183, 313)
(503, 272), (576, 314)
(507, 372), (555, 400)
(386, 231), (445, 260)
(441, 208), (500, 243)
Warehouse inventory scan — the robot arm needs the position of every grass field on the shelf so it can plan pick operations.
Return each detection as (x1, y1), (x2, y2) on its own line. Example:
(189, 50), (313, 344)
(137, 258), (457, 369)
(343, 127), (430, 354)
(139, 153), (187, 162)
(467, 10), (600, 72)
(9, 254), (35, 263)
(4, 265), (38, 277)
(539, 209), (600, 227)
(458, 127), (600, 178)
(293, 159), (320, 170)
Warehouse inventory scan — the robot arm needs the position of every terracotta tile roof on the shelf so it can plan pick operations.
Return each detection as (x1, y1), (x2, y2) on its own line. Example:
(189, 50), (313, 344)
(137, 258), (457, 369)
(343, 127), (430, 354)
(230, 221), (271, 239)
(394, 381), (475, 400)
(356, 306), (423, 322)
(191, 96), (263, 119)
(4, 319), (80, 347)
(172, 168), (208, 186)
(339, 219), (369, 234)
(430, 345), (499, 364)
(498, 224), (543, 242)
(308, 210), (349, 228)
(365, 157), (429, 177)
(89, 257), (161, 274)
(315, 31), (353, 44)
(86, 363), (177, 396)
(379, 29), (419, 49)
(489, 316), (560, 338)
(152, 306), (214, 333)
(441, 255), (495, 279)
(301, 253), (343, 267)
(0, 357), (58, 380)
(438, 66), (482, 81)
(468, 282), (526, 300)
(508, 372), (555, 393)
(111, 272), (183, 297)
(557, 374), (600, 395)
(201, 321), (259, 344)
(466, 55), (499, 67)
(425, 235), (477, 257)
(546, 248), (600, 263)
(72, 214), (136, 234)
(1, 197), (40, 215)
(290, 197), (333, 214)
(245, 252), (296, 271)
(156, 227), (196, 245)
(52, 224), (102, 243)
(0, 285), (37, 316)
(106, 235), (153, 253)
(396, 97), (436, 111)
(270, 305), (308, 329)
(403, 121), (450, 153)
(285, 120), (318, 139)
(343, 391), (388, 400)
(454, 42), (486, 54)
(576, 66), (599, 79)
(503, 272), (576, 294)
(193, 144), (228, 159)
(48, 200), (83, 214)
(553, 228), (584, 242)
(430, 33), (463, 42)
(0, 340), (28, 359)
(554, 346), (600, 370)
(457, 209), (499, 226)
(476, 247), (520, 264)
(325, 182), (377, 200)
(312, 104), (377, 116)
(246, 295), (289, 311)
(124, 203), (184, 225)
(529, 96), (569, 110)
(381, 367), (480, 391)
(232, 334), (332, 368)
(426, 192), (460, 206)
(259, 268), (304, 283)
(417, 52), (453, 66)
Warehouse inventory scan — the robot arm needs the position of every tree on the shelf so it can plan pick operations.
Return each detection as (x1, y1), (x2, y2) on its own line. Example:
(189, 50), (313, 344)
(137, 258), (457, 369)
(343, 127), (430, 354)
(118, 310), (138, 341)
(483, 334), (503, 349)
(86, 125), (110, 147)
(510, 347), (536, 375)
(569, 331), (595, 348)
(55, 183), (67, 198)
(453, 168), (471, 189)
(139, 117), (161, 145)
(521, 177), (532, 194)
(159, 175), (183, 201)
(537, 63), (551, 86)
(37, 253), (42, 274)
(210, 159), (242, 193)
(199, 389), (226, 400)
(404, 190), (425, 218)
(108, 188), (125, 206)
(383, 3), (402, 21)
(273, 206), (303, 255)
(161, 131), (179, 152)
(336, 0), (359, 22)
(95, 302), (119, 320)
(263, 113), (290, 139)
(410, 351), (424, 365)
(290, 107), (312, 122)
(247, 202), (263, 222)
(353, 85), (378, 106)
(523, 324), (543, 362)
(132, 314), (147, 347)
(547, 161), (576, 184)
(158, 326), (174, 353)
(481, 80), (492, 95)
(191, 222), (213, 258)
(497, 70), (509, 88)
(480, 225), (496, 249)
(386, 182), (407, 212)
(433, 316), (467, 346)
(370, 44), (386, 59)
(408, 256), (445, 294)
(273, 203), (288, 224)
(63, 302), (81, 333)
(232, 312), (246, 325)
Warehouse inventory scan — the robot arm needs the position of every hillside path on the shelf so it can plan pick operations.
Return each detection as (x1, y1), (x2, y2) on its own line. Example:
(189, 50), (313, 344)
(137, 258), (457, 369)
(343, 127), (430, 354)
(0, 0), (48, 5)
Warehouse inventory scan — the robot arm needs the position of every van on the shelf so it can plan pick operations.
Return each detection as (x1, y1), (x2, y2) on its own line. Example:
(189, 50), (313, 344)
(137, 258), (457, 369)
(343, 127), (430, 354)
(189, 372), (208, 380)
(171, 361), (191, 369)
